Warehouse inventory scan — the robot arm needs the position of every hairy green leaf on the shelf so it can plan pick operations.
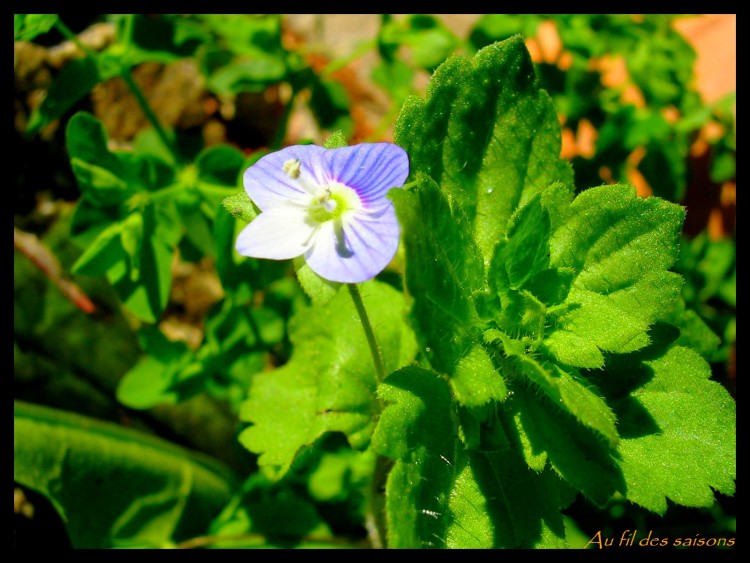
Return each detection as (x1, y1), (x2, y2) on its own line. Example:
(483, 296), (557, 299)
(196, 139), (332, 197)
(608, 345), (736, 514)
(445, 450), (568, 548)
(371, 367), (455, 548)
(390, 175), (483, 374)
(238, 280), (417, 478)
(374, 367), (570, 548)
(395, 35), (574, 264)
(546, 184), (685, 360)
(450, 344), (509, 407)
(508, 384), (623, 506)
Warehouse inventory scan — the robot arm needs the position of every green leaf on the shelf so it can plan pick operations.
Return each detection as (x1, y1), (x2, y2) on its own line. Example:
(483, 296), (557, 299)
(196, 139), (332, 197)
(116, 327), (192, 409)
(105, 205), (178, 323)
(498, 193), (552, 290)
(468, 15), (541, 51)
(497, 335), (619, 447)
(450, 344), (509, 407)
(308, 76), (353, 136)
(208, 57), (287, 94)
(66, 112), (136, 206)
(373, 367), (569, 548)
(196, 144), (245, 187)
(546, 184), (685, 359)
(395, 35), (574, 264)
(508, 384), (624, 506)
(124, 14), (208, 63)
(214, 206), (258, 291)
(71, 220), (126, 276)
(238, 280), (417, 478)
(379, 14), (459, 70)
(609, 345), (736, 514)
(371, 58), (414, 102)
(198, 14), (283, 57)
(14, 14), (59, 41)
(293, 257), (342, 306)
(445, 450), (568, 548)
(14, 400), (236, 548)
(371, 367), (455, 548)
(390, 175), (484, 374)
(26, 58), (104, 136)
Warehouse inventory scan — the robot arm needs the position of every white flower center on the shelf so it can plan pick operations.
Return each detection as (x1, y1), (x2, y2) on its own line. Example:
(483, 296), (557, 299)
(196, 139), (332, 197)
(283, 159), (361, 224)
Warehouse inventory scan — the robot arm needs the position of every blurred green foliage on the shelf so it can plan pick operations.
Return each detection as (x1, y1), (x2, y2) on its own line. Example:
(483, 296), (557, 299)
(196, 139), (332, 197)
(14, 14), (734, 549)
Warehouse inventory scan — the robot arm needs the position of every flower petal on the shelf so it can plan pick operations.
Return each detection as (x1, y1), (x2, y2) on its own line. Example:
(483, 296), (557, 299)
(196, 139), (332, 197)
(236, 205), (318, 260)
(322, 143), (409, 208)
(244, 145), (328, 211)
(304, 205), (401, 283)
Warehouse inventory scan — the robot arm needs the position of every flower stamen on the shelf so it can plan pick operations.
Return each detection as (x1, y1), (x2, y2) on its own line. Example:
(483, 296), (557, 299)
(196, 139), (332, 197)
(283, 158), (322, 196)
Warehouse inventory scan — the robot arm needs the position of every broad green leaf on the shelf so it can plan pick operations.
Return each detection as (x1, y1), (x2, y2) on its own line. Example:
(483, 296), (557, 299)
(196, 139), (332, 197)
(546, 184), (685, 359)
(508, 384), (624, 506)
(14, 400), (236, 548)
(371, 367), (455, 548)
(497, 335), (619, 447)
(450, 344), (509, 407)
(662, 297), (721, 360)
(120, 211), (145, 280)
(498, 193), (551, 290)
(371, 58), (414, 102)
(374, 367), (569, 548)
(390, 175), (483, 374)
(14, 14), (59, 41)
(238, 280), (417, 478)
(468, 15), (542, 51)
(208, 57), (287, 94)
(395, 35), (574, 264)
(198, 14), (283, 57)
(306, 443), (375, 503)
(445, 450), (568, 548)
(608, 345), (736, 514)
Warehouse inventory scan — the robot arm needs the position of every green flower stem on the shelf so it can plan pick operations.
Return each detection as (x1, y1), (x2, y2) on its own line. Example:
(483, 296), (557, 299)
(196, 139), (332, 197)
(347, 283), (390, 548)
(54, 17), (178, 162)
(348, 283), (387, 385)
(54, 19), (98, 58)
(118, 70), (178, 161)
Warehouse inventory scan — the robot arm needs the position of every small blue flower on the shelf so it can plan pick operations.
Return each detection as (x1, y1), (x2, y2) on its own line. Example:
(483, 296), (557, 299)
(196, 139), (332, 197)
(236, 143), (409, 283)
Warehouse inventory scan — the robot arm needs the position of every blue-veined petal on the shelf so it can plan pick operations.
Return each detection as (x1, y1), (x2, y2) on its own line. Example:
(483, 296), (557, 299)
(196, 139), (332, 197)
(304, 206), (401, 283)
(323, 143), (409, 208)
(244, 145), (328, 211)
